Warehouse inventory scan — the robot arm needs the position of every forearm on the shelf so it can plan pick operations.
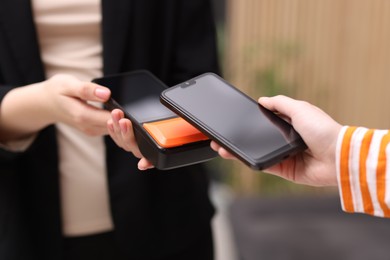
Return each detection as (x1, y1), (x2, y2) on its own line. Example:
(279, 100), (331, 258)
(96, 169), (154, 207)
(0, 82), (52, 141)
(336, 126), (390, 217)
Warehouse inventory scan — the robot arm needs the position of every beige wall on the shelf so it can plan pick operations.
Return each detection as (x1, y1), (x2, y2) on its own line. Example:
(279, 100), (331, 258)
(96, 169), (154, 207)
(223, 0), (390, 193)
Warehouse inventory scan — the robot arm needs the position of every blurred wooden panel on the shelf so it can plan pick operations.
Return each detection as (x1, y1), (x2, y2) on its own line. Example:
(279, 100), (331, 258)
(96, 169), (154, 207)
(226, 0), (390, 126)
(224, 0), (390, 193)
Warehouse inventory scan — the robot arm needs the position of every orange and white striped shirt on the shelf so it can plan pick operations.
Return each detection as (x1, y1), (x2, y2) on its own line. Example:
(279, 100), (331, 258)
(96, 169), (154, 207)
(336, 126), (390, 217)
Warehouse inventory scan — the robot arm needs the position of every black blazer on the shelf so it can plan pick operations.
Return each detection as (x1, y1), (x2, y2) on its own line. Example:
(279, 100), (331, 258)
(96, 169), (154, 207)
(0, 0), (220, 259)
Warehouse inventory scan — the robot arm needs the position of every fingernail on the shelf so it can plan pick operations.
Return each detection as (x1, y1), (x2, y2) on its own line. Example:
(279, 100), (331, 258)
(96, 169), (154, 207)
(138, 163), (154, 170)
(138, 165), (148, 171)
(95, 88), (110, 99)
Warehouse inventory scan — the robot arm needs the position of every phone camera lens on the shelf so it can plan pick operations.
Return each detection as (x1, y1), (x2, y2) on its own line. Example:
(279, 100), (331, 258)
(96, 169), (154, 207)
(181, 80), (196, 88)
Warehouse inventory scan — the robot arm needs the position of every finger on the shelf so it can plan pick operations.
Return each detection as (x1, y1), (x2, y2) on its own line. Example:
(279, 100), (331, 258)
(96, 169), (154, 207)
(108, 111), (130, 145)
(258, 95), (299, 118)
(108, 112), (128, 149)
(80, 83), (110, 102)
(118, 119), (142, 158)
(63, 80), (111, 103)
(107, 118), (142, 158)
(107, 118), (125, 148)
(111, 109), (124, 121)
(261, 164), (281, 175)
(210, 141), (236, 159)
(217, 147), (237, 160)
(111, 109), (124, 136)
(61, 101), (111, 136)
(109, 110), (143, 157)
(138, 158), (154, 171)
(210, 141), (221, 151)
(107, 118), (114, 134)
(83, 107), (111, 131)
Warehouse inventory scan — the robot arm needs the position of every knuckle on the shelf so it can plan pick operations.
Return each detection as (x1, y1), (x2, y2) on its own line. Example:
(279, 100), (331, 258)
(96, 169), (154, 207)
(79, 83), (91, 99)
(297, 100), (310, 108)
(70, 108), (89, 125)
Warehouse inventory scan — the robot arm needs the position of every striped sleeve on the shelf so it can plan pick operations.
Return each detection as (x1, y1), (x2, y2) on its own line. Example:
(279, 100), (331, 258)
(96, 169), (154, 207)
(336, 126), (390, 217)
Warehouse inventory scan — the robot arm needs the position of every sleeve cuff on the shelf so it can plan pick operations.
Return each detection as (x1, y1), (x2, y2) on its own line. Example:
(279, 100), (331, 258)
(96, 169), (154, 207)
(0, 135), (37, 152)
(336, 126), (390, 218)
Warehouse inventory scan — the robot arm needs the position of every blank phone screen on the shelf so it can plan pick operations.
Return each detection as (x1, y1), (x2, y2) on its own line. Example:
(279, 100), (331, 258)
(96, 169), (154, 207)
(96, 71), (177, 123)
(162, 74), (302, 161)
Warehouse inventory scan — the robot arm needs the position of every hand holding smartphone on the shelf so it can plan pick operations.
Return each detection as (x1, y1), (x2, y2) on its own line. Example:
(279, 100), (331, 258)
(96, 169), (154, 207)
(160, 73), (307, 170)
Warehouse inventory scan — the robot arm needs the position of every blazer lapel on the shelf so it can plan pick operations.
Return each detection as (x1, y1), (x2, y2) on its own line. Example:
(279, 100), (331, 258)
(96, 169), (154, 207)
(101, 0), (132, 75)
(0, 0), (45, 83)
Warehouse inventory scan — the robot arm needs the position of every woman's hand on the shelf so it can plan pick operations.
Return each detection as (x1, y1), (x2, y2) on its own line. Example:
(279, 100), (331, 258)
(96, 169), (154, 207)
(0, 74), (112, 141)
(107, 109), (154, 170)
(43, 74), (112, 135)
(211, 95), (343, 187)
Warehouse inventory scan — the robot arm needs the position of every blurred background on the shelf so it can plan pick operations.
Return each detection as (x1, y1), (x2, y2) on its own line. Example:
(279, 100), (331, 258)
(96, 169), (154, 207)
(208, 1), (390, 259)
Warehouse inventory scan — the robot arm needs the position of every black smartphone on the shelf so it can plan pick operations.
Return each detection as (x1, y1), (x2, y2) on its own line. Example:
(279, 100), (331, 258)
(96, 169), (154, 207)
(98, 70), (177, 123)
(160, 72), (307, 170)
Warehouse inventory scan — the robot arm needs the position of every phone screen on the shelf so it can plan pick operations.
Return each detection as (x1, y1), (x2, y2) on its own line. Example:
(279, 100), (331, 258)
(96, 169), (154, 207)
(94, 70), (177, 123)
(161, 73), (306, 169)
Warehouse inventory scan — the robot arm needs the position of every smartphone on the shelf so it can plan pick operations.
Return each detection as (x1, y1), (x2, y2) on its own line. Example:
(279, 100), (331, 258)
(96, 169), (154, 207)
(160, 72), (307, 170)
(98, 70), (177, 123)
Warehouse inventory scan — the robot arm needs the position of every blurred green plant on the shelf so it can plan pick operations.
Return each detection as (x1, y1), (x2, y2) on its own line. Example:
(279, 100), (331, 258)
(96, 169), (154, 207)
(248, 40), (301, 97)
(216, 23), (227, 74)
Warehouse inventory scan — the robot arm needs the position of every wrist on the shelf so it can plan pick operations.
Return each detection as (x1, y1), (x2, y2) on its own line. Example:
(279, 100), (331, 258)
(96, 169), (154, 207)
(0, 82), (53, 141)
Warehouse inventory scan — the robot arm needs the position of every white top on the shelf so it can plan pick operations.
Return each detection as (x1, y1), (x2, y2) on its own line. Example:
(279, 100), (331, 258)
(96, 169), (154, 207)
(32, 0), (114, 236)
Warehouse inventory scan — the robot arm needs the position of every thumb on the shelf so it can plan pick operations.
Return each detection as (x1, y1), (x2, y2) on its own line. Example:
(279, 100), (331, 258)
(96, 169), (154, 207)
(51, 75), (111, 102)
(258, 95), (298, 119)
(83, 82), (111, 102)
(67, 81), (111, 102)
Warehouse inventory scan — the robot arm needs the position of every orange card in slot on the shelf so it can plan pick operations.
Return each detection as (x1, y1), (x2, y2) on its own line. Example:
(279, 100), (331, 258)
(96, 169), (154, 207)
(143, 117), (209, 148)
